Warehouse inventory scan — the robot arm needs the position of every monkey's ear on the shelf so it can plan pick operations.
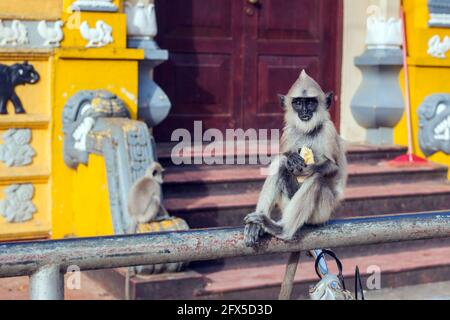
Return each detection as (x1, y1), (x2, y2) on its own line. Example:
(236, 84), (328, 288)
(325, 91), (334, 109)
(278, 94), (286, 110)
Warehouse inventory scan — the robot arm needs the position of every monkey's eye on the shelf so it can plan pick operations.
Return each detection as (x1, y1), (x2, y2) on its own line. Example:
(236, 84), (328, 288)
(307, 101), (317, 111)
(152, 170), (157, 176)
(292, 101), (302, 109)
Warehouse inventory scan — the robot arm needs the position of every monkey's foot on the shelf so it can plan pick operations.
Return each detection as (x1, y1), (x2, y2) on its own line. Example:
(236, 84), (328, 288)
(153, 213), (175, 222)
(244, 212), (265, 247)
(244, 223), (264, 247)
(245, 212), (290, 242)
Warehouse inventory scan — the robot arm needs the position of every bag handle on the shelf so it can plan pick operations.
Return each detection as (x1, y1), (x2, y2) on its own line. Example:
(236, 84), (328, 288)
(355, 266), (365, 300)
(314, 249), (346, 290)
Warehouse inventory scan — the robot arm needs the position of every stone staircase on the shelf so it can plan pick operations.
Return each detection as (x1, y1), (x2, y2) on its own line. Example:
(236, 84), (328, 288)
(88, 142), (450, 299)
(159, 143), (450, 230)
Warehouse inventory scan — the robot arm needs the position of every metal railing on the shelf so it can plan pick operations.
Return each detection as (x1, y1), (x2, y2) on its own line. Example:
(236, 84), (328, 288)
(1, 211), (450, 299)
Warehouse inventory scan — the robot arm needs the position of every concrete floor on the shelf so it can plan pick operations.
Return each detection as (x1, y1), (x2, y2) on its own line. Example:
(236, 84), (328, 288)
(1, 273), (450, 300)
(0, 273), (117, 300)
(365, 281), (450, 300)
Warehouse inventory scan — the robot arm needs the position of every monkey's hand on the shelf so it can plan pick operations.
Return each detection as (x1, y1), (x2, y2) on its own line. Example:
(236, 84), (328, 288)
(286, 152), (306, 176)
(244, 212), (265, 247)
(303, 156), (339, 177)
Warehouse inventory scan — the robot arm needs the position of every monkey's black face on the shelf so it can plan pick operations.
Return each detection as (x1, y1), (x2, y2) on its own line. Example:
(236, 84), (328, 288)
(291, 97), (318, 122)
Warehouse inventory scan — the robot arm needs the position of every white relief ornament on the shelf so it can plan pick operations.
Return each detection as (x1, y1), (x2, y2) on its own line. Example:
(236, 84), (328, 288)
(434, 103), (450, 141)
(365, 16), (402, 49)
(0, 20), (29, 46)
(125, 0), (158, 39)
(0, 184), (36, 223)
(80, 20), (113, 48)
(71, 0), (118, 12)
(73, 116), (96, 151)
(37, 20), (64, 47)
(428, 35), (450, 59)
(429, 13), (450, 27)
(0, 129), (36, 167)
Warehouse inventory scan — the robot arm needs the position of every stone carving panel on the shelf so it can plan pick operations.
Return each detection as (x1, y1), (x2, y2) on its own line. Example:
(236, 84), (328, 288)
(0, 20), (28, 46)
(429, 0), (450, 27)
(0, 184), (36, 223)
(0, 129), (36, 167)
(80, 20), (113, 48)
(71, 0), (118, 12)
(37, 20), (64, 47)
(418, 94), (450, 156)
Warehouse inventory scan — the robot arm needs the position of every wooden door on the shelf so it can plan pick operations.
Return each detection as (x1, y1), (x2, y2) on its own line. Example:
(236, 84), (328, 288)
(154, 0), (244, 141)
(242, 0), (342, 131)
(154, 0), (342, 141)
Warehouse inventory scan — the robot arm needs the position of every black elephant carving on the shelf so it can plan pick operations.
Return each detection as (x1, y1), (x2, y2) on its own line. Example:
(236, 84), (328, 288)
(0, 61), (40, 115)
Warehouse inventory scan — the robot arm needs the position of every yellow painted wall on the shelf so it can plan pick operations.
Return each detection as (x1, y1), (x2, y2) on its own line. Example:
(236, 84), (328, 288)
(51, 56), (141, 239)
(61, 12), (128, 49)
(0, 0), (144, 240)
(0, 0), (63, 20)
(0, 53), (53, 241)
(394, 0), (450, 178)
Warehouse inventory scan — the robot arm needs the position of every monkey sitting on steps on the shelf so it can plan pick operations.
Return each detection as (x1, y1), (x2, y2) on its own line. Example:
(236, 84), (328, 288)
(244, 70), (347, 247)
(128, 161), (171, 225)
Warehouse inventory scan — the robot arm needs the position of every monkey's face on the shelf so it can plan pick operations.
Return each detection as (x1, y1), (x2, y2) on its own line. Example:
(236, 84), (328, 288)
(152, 168), (163, 184)
(279, 92), (334, 132)
(146, 162), (165, 184)
(291, 97), (318, 122)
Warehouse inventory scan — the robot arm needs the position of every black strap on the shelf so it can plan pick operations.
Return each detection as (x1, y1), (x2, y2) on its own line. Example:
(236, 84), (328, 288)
(314, 249), (367, 300)
(314, 249), (346, 290)
(355, 266), (365, 300)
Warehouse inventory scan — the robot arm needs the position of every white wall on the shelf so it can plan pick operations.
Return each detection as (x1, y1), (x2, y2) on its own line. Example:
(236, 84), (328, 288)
(340, 0), (400, 142)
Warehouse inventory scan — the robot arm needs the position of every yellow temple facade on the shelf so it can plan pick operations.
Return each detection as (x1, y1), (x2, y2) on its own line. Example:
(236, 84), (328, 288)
(0, 0), (143, 240)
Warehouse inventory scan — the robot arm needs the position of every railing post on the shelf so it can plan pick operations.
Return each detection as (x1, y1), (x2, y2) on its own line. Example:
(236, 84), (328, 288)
(279, 251), (301, 300)
(29, 265), (64, 300)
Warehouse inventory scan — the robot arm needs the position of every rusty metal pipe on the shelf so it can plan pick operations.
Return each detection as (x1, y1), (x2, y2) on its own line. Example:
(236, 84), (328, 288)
(1, 211), (450, 278)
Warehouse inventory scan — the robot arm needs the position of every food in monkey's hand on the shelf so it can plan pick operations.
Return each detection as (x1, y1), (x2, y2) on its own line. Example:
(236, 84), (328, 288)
(300, 146), (315, 165)
(297, 146), (315, 183)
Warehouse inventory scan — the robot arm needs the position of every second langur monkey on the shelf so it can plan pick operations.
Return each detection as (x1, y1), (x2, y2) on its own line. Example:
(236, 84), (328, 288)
(128, 161), (171, 225)
(244, 70), (347, 246)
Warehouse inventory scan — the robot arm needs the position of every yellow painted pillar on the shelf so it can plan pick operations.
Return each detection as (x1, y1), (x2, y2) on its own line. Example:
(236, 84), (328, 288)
(395, 0), (450, 178)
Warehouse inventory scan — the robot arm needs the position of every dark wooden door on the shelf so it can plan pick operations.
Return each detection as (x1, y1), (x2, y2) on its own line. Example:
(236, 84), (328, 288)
(154, 0), (342, 141)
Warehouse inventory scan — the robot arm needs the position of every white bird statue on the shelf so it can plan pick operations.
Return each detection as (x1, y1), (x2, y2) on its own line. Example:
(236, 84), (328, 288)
(80, 20), (113, 48)
(0, 20), (28, 46)
(37, 20), (64, 47)
(428, 35), (450, 59)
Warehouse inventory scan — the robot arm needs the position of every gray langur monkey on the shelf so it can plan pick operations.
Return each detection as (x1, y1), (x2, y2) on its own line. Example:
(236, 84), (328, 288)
(244, 70), (347, 247)
(127, 161), (170, 224)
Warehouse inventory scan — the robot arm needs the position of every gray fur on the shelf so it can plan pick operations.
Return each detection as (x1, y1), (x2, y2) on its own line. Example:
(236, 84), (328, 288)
(244, 71), (347, 246)
(128, 162), (168, 224)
